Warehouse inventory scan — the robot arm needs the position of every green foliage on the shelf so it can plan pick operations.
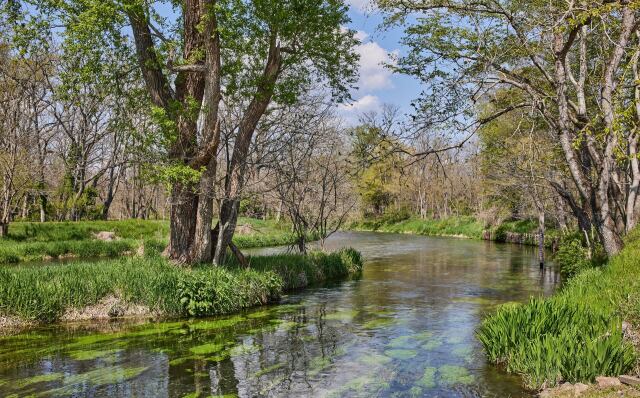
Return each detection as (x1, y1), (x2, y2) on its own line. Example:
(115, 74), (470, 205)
(351, 125), (405, 216)
(478, 228), (640, 389)
(0, 248), (362, 323)
(177, 267), (282, 317)
(554, 235), (593, 278)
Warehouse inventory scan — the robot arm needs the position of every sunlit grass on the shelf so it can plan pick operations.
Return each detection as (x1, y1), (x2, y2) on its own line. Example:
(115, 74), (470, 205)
(478, 228), (640, 390)
(0, 248), (363, 323)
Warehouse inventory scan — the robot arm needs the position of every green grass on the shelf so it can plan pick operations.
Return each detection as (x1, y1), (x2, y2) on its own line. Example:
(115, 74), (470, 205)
(349, 216), (486, 239)
(0, 218), (303, 264)
(0, 248), (363, 323)
(477, 228), (640, 390)
(349, 215), (559, 248)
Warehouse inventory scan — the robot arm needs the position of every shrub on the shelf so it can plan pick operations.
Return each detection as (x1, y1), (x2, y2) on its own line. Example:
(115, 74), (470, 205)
(177, 268), (282, 317)
(554, 236), (592, 277)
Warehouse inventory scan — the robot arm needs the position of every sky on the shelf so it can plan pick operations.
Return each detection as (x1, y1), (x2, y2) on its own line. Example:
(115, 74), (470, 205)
(337, 0), (421, 123)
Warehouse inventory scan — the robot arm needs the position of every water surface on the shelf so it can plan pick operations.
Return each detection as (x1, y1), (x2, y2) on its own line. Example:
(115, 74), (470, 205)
(0, 232), (560, 397)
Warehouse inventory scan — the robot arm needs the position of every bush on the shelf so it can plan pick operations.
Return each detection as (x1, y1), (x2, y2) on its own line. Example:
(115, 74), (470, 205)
(177, 268), (282, 317)
(554, 236), (592, 277)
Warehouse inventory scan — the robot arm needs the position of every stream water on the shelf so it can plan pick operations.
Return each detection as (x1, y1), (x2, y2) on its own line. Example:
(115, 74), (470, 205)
(0, 231), (560, 397)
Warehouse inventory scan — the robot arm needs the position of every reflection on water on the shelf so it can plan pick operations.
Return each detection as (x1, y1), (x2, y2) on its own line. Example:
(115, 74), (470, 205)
(0, 232), (560, 397)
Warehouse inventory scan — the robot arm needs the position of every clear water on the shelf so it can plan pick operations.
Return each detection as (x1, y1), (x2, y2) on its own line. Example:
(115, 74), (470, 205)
(0, 231), (560, 397)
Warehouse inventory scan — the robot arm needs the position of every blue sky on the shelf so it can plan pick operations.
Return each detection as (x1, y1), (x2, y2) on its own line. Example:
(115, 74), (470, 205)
(338, 1), (421, 123)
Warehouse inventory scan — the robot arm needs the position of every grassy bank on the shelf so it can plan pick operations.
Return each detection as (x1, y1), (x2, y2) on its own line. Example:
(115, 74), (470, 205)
(477, 228), (640, 390)
(349, 215), (558, 247)
(349, 216), (486, 239)
(0, 218), (302, 264)
(0, 248), (362, 326)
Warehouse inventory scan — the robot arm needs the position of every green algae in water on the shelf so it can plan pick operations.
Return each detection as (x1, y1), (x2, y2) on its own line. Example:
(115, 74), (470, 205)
(384, 349), (417, 360)
(68, 348), (123, 361)
(421, 338), (443, 351)
(408, 386), (423, 397)
(416, 366), (437, 388)
(229, 343), (261, 357)
(188, 315), (245, 331)
(11, 372), (64, 389)
(308, 356), (332, 376)
(41, 365), (148, 396)
(324, 309), (358, 321)
(362, 317), (395, 329)
(438, 365), (475, 385)
(254, 362), (287, 378)
(452, 345), (473, 360)
(357, 353), (392, 366)
(413, 331), (434, 341)
(445, 334), (466, 344)
(387, 335), (416, 348)
(274, 303), (303, 313)
(246, 309), (273, 319)
(169, 357), (193, 366)
(189, 342), (226, 356)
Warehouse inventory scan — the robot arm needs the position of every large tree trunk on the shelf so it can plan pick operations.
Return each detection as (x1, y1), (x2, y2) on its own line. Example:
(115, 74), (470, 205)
(189, 159), (217, 263)
(0, 222), (7, 238)
(164, 183), (199, 263)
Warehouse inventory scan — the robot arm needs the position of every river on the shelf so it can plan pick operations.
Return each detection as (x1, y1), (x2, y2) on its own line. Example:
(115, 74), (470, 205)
(0, 231), (560, 397)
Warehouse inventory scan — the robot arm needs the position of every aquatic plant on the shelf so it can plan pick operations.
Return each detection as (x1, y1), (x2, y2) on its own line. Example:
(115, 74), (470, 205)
(478, 298), (636, 389)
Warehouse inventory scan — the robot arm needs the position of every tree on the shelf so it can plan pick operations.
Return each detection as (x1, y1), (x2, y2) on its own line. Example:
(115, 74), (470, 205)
(22, 0), (359, 264)
(377, 0), (640, 255)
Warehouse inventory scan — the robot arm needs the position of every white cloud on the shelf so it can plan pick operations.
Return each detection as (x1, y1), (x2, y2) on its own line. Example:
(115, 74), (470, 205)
(346, 0), (374, 13)
(356, 39), (398, 91)
(354, 30), (369, 42)
(338, 95), (382, 113)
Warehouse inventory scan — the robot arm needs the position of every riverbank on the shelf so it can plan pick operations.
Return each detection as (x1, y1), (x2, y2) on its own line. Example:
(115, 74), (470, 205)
(0, 218), (304, 264)
(478, 227), (640, 392)
(0, 248), (362, 331)
(348, 216), (559, 248)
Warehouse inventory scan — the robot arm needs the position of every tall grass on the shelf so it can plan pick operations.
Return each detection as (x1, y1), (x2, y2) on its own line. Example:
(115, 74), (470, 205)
(477, 228), (640, 390)
(0, 248), (363, 323)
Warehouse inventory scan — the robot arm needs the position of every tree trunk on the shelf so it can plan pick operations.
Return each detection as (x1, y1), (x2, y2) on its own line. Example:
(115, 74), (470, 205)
(0, 222), (8, 238)
(164, 183), (199, 263)
(538, 212), (545, 269)
(189, 160), (216, 263)
(213, 198), (240, 265)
